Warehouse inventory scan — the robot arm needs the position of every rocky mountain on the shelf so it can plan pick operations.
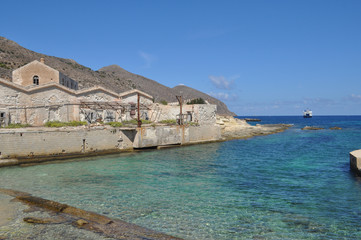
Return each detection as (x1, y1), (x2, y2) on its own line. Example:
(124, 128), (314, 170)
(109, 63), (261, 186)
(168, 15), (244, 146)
(0, 36), (235, 115)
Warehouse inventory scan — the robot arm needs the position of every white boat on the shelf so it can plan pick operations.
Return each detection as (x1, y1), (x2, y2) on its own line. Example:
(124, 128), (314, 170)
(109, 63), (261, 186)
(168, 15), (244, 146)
(303, 109), (312, 118)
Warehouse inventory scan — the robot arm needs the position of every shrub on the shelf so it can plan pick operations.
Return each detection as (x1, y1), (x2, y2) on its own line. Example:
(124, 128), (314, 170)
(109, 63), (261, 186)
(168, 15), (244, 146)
(159, 119), (177, 125)
(187, 98), (206, 105)
(4, 123), (31, 128)
(45, 121), (87, 127)
(160, 100), (168, 105)
(122, 119), (153, 125)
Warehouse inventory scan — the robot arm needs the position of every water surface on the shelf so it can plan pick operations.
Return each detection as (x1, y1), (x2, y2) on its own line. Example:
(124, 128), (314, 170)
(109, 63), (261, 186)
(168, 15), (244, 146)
(1, 116), (361, 239)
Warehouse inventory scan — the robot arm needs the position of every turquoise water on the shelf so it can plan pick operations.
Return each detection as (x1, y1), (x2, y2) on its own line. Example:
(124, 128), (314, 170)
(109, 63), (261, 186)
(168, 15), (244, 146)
(1, 116), (361, 239)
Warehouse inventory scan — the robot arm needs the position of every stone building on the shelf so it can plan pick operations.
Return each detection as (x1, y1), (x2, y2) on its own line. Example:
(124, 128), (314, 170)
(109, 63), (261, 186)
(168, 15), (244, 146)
(0, 59), (153, 126)
(0, 59), (218, 127)
(12, 58), (79, 90)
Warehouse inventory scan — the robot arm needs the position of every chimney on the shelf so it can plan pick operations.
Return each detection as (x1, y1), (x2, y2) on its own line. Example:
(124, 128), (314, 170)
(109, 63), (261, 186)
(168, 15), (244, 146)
(40, 58), (45, 64)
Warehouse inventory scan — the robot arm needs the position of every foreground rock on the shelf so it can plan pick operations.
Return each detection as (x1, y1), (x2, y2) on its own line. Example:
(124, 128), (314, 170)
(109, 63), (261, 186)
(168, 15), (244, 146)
(0, 188), (183, 240)
(217, 116), (292, 140)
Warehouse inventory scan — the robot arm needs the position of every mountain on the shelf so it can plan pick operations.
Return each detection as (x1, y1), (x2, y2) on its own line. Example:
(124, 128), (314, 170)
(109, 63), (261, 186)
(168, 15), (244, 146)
(0, 36), (235, 115)
(98, 64), (177, 103)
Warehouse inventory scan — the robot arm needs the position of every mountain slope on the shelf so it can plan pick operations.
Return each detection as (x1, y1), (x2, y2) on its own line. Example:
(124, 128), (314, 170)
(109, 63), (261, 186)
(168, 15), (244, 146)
(0, 36), (235, 115)
(98, 64), (177, 103)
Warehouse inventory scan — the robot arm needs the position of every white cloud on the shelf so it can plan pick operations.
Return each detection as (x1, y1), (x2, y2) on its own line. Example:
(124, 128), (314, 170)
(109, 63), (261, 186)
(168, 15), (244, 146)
(138, 50), (156, 68)
(209, 92), (238, 101)
(349, 94), (361, 101)
(209, 75), (235, 90)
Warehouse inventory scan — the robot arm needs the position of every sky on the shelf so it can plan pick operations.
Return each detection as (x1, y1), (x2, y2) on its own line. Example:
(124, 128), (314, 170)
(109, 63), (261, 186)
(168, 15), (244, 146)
(1, 0), (361, 116)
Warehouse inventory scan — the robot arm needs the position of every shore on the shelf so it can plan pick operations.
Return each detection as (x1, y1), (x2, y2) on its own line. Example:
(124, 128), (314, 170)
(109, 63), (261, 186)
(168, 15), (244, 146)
(217, 115), (292, 140)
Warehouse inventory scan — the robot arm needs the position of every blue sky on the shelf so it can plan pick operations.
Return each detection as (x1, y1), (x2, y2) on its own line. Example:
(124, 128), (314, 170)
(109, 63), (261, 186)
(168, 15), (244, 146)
(1, 0), (361, 115)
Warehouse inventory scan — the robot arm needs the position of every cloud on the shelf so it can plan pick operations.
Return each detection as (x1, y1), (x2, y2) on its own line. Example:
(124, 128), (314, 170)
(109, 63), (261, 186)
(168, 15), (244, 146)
(348, 94), (361, 102)
(209, 75), (235, 90)
(209, 92), (238, 101)
(138, 50), (156, 68)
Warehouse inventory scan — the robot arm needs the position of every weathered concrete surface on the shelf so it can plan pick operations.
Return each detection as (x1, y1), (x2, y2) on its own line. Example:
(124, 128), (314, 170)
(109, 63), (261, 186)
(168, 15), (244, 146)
(0, 188), (183, 240)
(149, 103), (217, 125)
(217, 115), (292, 140)
(0, 124), (222, 166)
(0, 126), (134, 162)
(133, 124), (221, 148)
(350, 149), (361, 175)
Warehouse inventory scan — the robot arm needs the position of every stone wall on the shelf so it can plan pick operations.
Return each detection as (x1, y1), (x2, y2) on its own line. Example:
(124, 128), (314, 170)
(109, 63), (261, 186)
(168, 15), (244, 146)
(148, 104), (217, 125)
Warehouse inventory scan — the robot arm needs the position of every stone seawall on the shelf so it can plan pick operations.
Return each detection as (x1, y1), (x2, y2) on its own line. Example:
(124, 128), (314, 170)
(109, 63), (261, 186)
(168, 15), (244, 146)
(0, 124), (222, 167)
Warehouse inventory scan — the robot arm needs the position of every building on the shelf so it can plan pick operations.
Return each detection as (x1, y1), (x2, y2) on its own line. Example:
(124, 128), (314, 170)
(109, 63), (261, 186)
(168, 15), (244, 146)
(12, 58), (79, 90)
(0, 59), (218, 128)
(0, 59), (153, 126)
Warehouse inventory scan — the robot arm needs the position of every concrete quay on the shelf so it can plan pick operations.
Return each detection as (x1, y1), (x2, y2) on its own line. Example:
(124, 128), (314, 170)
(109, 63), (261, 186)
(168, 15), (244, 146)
(0, 116), (292, 167)
(0, 124), (221, 167)
(350, 149), (361, 176)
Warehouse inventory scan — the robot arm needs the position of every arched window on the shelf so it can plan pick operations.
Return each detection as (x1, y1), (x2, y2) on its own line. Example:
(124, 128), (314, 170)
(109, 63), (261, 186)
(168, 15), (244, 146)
(33, 75), (39, 85)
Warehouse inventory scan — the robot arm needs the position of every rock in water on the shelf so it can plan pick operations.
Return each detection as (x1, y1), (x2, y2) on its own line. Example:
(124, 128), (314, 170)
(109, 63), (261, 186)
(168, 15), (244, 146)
(302, 126), (324, 130)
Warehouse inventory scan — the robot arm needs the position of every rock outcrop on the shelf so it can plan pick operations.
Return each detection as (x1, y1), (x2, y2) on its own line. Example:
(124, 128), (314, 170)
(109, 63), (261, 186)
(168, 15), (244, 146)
(217, 115), (292, 140)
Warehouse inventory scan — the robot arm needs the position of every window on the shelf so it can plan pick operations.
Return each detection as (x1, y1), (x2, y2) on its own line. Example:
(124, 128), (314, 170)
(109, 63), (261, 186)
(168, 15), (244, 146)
(60, 78), (64, 85)
(0, 112), (4, 118)
(33, 75), (39, 85)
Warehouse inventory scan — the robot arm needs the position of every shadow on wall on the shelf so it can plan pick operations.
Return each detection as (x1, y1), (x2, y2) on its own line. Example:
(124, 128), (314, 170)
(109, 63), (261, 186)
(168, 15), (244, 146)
(122, 129), (137, 143)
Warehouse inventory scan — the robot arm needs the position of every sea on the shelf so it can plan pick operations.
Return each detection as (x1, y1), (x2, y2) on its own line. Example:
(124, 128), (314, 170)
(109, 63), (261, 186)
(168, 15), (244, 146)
(1, 116), (361, 240)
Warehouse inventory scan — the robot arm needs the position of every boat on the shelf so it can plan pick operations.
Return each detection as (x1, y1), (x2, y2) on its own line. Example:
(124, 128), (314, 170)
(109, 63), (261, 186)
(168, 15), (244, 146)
(303, 109), (312, 118)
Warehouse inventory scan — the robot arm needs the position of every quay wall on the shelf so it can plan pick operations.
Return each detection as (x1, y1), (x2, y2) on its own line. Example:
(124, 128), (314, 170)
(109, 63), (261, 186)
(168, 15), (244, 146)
(350, 149), (361, 175)
(0, 127), (134, 162)
(132, 124), (221, 148)
(0, 124), (221, 166)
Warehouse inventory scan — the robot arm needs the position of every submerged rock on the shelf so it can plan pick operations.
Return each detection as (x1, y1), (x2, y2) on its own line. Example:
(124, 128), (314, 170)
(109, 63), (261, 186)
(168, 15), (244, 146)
(330, 126), (342, 130)
(302, 126), (324, 130)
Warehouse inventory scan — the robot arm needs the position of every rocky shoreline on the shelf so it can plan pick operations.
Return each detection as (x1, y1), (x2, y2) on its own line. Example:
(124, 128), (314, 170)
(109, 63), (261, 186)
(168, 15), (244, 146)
(0, 188), (182, 240)
(217, 116), (292, 140)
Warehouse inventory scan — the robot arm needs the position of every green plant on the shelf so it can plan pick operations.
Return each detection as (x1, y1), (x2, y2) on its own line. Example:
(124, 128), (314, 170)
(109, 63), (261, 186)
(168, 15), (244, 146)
(106, 122), (123, 127)
(4, 123), (31, 128)
(187, 98), (206, 105)
(122, 119), (153, 125)
(159, 119), (177, 125)
(45, 121), (87, 127)
(0, 62), (10, 69)
(160, 100), (168, 105)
